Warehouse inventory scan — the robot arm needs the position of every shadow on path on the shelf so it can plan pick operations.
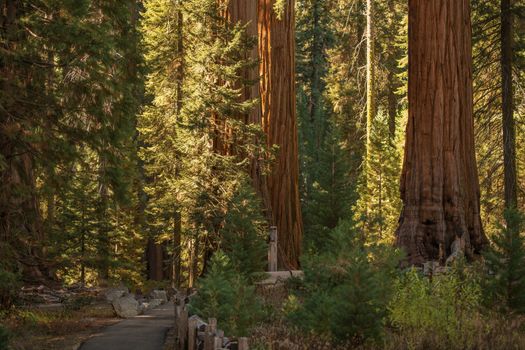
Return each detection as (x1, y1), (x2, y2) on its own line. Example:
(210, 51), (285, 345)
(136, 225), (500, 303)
(80, 302), (174, 350)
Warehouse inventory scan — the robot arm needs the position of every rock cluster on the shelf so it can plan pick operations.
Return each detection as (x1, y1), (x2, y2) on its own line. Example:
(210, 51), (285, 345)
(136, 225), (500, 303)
(19, 284), (172, 319)
(108, 287), (170, 318)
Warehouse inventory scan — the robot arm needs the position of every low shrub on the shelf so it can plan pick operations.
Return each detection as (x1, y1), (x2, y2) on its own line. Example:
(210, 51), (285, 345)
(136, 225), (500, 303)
(189, 251), (265, 336)
(483, 209), (525, 313)
(285, 220), (402, 344)
(64, 295), (96, 311)
(388, 262), (483, 349)
(0, 325), (9, 350)
(220, 180), (268, 281)
(0, 268), (20, 308)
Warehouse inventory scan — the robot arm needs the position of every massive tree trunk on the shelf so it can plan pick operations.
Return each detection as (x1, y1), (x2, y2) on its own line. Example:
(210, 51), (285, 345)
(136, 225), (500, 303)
(258, 0), (303, 269)
(223, 0), (270, 213)
(396, 0), (487, 266)
(501, 0), (517, 210)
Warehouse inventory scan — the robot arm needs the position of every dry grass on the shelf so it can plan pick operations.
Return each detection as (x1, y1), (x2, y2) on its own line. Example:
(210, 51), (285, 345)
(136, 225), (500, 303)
(249, 315), (525, 350)
(251, 283), (525, 350)
(383, 313), (525, 350)
(1, 303), (119, 350)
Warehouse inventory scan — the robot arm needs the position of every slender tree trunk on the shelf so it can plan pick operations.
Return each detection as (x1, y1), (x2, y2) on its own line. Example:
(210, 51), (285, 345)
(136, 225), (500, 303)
(171, 1), (184, 290)
(387, 72), (397, 140)
(396, 0), (487, 266)
(97, 156), (110, 281)
(365, 0), (375, 155)
(80, 202), (86, 286)
(172, 210), (181, 289)
(258, 0), (303, 269)
(310, 0), (326, 155)
(501, 0), (517, 210)
(188, 232), (199, 288)
(146, 238), (164, 281)
(362, 0), (375, 234)
(386, 0), (398, 141)
(309, 0), (321, 126)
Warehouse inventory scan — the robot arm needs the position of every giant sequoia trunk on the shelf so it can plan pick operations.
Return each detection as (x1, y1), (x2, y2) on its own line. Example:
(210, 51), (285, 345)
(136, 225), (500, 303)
(222, 0), (271, 213)
(258, 0), (303, 269)
(396, 0), (487, 266)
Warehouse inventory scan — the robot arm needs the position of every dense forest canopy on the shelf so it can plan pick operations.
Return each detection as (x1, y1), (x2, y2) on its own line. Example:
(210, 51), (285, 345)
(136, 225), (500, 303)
(1, 0), (525, 348)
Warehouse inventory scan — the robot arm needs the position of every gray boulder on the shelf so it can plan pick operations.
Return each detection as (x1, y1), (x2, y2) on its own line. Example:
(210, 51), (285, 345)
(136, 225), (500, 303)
(150, 290), (168, 304)
(104, 287), (129, 303)
(137, 302), (146, 315)
(148, 298), (163, 310)
(140, 298), (163, 312)
(112, 295), (139, 318)
(446, 237), (464, 265)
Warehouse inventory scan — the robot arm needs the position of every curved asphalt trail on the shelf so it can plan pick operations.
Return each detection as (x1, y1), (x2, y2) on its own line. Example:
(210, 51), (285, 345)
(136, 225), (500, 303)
(80, 302), (174, 350)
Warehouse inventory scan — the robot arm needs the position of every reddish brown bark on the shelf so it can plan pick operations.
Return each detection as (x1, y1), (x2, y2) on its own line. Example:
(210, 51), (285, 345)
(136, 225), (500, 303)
(396, 0), (487, 266)
(222, 0), (272, 219)
(258, 0), (303, 269)
(146, 238), (165, 281)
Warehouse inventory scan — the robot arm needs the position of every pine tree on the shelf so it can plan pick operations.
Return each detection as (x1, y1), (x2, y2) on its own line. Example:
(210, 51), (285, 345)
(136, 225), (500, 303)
(356, 111), (401, 242)
(189, 251), (264, 336)
(484, 209), (525, 313)
(287, 220), (401, 343)
(501, 0), (518, 213)
(0, 0), (142, 281)
(219, 179), (268, 280)
(296, 0), (356, 252)
(140, 0), (266, 283)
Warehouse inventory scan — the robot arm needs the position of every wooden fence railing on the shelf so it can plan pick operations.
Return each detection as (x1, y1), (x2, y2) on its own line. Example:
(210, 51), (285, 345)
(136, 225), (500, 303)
(174, 296), (249, 350)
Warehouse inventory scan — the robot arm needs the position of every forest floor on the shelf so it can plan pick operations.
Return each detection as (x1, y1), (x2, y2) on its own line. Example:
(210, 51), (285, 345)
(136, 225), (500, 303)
(4, 307), (120, 350)
(4, 302), (174, 350)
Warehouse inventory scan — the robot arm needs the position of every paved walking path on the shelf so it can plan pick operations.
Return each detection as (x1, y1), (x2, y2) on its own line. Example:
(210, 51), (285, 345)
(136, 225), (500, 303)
(80, 302), (174, 350)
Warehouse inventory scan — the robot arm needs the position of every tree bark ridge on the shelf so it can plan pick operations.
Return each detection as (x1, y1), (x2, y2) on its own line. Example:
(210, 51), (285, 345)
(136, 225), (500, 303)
(396, 0), (487, 266)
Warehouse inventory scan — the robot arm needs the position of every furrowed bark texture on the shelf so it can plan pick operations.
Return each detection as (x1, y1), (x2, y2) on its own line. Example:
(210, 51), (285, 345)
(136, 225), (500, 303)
(258, 0), (303, 269)
(225, 0), (259, 125)
(396, 0), (487, 266)
(223, 0), (272, 215)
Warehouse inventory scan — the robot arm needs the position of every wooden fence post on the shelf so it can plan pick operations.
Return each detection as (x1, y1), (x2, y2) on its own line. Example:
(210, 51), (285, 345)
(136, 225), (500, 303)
(268, 226), (278, 272)
(188, 317), (198, 350)
(204, 324), (213, 350)
(208, 318), (217, 333)
(238, 337), (249, 350)
(213, 336), (222, 349)
(178, 308), (188, 350)
(174, 306), (180, 350)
